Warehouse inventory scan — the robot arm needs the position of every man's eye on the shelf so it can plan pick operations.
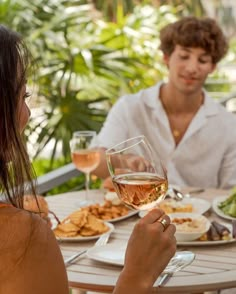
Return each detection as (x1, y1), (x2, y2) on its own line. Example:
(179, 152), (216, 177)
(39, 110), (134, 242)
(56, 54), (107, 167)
(199, 59), (208, 64)
(179, 55), (189, 59)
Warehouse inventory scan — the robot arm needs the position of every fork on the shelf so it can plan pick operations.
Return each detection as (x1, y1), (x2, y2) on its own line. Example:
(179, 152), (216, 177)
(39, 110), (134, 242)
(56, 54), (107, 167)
(158, 251), (195, 287)
(64, 233), (111, 267)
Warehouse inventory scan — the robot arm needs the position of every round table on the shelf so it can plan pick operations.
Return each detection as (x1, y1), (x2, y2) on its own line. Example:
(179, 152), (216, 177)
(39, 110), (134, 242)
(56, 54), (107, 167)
(46, 188), (236, 294)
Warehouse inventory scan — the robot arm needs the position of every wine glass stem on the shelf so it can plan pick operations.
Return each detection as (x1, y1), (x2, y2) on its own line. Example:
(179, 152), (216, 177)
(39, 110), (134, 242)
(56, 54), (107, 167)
(85, 172), (90, 200)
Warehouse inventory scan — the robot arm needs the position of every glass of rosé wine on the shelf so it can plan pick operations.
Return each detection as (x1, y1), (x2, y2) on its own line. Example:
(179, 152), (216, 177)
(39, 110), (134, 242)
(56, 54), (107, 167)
(106, 135), (168, 210)
(70, 131), (100, 205)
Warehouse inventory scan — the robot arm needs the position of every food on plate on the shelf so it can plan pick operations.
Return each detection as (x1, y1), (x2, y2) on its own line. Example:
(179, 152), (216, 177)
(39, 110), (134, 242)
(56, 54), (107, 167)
(80, 199), (129, 220)
(232, 220), (236, 238)
(218, 189), (236, 217)
(170, 213), (211, 241)
(206, 224), (220, 241)
(55, 222), (79, 237)
(172, 217), (207, 233)
(63, 209), (88, 229)
(159, 199), (193, 214)
(23, 194), (55, 227)
(80, 214), (108, 236)
(53, 210), (109, 238)
(212, 220), (230, 236)
(23, 194), (49, 217)
(198, 221), (231, 241)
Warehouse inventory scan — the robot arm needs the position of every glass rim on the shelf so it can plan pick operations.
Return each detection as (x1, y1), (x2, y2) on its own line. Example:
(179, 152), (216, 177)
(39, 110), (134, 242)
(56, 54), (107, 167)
(106, 135), (148, 155)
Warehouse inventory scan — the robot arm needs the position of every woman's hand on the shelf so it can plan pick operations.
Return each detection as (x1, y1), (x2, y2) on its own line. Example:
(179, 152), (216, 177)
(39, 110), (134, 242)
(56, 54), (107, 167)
(114, 208), (176, 294)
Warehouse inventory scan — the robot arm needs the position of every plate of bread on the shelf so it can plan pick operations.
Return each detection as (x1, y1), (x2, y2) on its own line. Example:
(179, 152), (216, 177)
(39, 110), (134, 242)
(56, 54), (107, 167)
(139, 197), (211, 219)
(80, 191), (138, 223)
(23, 194), (114, 241)
(53, 209), (114, 241)
(158, 198), (211, 214)
(23, 194), (54, 227)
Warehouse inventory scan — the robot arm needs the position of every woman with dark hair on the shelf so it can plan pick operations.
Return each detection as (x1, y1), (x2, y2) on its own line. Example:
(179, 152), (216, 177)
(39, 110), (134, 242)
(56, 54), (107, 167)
(0, 25), (176, 294)
(0, 24), (35, 207)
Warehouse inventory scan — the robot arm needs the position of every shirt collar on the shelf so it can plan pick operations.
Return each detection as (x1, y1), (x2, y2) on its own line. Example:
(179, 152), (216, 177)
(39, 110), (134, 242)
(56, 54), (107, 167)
(144, 81), (220, 118)
(202, 89), (220, 117)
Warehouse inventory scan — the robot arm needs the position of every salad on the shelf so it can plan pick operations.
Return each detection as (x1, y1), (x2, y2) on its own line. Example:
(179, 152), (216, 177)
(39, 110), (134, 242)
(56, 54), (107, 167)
(218, 188), (236, 218)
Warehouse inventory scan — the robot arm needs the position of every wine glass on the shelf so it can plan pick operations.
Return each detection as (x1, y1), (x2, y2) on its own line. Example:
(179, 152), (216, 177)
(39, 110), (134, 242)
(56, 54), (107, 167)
(106, 135), (168, 210)
(70, 131), (100, 205)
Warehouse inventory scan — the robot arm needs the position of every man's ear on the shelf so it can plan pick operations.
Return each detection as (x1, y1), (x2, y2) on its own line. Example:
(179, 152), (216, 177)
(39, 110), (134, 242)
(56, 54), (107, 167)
(163, 54), (170, 66)
(210, 63), (216, 73)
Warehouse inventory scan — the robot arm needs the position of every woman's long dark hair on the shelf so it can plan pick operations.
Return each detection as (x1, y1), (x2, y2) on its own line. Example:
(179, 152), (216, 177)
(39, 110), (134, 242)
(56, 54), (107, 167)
(0, 25), (36, 208)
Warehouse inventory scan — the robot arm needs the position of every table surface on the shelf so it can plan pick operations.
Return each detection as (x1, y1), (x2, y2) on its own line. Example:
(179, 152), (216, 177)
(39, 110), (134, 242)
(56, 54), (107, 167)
(46, 188), (236, 293)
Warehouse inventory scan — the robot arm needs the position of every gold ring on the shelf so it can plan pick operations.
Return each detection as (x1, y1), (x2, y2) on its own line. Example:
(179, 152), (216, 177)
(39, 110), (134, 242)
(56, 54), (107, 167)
(158, 218), (168, 231)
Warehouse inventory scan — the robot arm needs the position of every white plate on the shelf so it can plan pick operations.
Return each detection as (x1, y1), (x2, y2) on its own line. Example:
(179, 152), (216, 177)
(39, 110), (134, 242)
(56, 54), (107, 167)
(177, 224), (236, 246)
(212, 196), (236, 221)
(87, 243), (127, 266)
(177, 238), (236, 246)
(169, 212), (211, 242)
(87, 245), (194, 272)
(107, 209), (139, 223)
(186, 198), (211, 214)
(55, 222), (114, 242)
(139, 197), (211, 218)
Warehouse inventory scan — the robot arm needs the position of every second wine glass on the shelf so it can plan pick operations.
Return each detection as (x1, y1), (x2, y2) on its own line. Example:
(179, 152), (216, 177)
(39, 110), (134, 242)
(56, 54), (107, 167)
(70, 131), (100, 205)
(106, 135), (168, 210)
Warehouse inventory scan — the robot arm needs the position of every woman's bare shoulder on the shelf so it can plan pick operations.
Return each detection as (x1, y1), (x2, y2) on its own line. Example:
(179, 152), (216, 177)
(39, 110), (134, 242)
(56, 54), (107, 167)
(0, 206), (69, 294)
(0, 206), (36, 246)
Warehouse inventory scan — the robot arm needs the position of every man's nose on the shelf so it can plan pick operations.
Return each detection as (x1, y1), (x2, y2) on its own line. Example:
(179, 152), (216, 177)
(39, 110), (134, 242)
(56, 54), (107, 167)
(185, 58), (198, 73)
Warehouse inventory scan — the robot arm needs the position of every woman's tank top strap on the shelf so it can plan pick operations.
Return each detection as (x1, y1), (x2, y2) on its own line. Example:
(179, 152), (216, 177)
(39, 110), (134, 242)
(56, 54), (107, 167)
(0, 203), (12, 208)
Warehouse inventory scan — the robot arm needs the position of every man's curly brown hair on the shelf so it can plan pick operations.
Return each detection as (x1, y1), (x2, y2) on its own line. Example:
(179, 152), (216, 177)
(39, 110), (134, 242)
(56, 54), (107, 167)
(159, 16), (228, 64)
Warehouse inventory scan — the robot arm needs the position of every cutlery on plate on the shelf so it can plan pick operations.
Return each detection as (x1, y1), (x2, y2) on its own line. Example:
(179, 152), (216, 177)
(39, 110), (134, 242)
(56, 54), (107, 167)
(167, 188), (185, 201)
(64, 233), (111, 267)
(158, 251), (195, 287)
(167, 188), (205, 201)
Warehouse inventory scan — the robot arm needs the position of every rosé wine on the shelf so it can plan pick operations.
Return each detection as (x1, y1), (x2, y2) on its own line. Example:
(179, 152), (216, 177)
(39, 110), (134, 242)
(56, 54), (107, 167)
(72, 150), (100, 173)
(112, 172), (168, 210)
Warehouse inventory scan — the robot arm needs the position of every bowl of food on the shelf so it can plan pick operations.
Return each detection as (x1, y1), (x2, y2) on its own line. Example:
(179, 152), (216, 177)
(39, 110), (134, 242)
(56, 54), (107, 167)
(169, 213), (211, 242)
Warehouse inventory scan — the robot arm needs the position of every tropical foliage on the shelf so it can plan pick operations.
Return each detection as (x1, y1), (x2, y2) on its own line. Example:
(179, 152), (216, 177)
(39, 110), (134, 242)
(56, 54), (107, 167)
(90, 0), (205, 21)
(1, 0), (234, 173)
(0, 0), (180, 167)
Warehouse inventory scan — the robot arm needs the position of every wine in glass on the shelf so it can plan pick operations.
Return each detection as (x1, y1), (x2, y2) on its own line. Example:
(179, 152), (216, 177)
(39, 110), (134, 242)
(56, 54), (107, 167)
(70, 131), (100, 205)
(106, 135), (168, 210)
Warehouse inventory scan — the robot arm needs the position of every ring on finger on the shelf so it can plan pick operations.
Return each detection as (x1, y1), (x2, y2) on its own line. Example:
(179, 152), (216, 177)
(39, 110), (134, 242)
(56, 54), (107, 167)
(158, 218), (169, 231)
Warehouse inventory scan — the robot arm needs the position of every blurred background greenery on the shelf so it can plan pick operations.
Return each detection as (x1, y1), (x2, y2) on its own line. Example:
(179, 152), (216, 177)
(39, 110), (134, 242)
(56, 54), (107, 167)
(1, 0), (236, 194)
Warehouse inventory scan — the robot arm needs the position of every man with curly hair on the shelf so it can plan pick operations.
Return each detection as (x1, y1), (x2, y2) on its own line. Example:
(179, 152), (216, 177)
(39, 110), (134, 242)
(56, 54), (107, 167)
(94, 16), (236, 190)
